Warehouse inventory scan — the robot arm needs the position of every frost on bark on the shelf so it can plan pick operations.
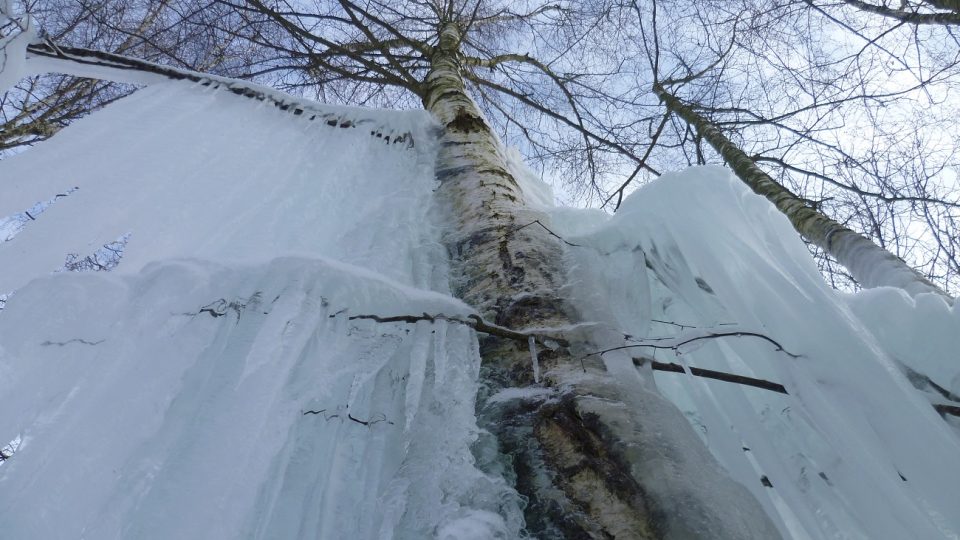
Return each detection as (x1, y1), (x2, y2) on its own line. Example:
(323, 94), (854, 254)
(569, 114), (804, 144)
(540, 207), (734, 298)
(424, 23), (780, 539)
(655, 84), (950, 300)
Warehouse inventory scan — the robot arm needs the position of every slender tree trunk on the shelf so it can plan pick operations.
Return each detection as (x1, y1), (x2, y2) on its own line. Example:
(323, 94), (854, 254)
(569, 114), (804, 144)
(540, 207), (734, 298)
(655, 84), (950, 299)
(423, 23), (780, 539)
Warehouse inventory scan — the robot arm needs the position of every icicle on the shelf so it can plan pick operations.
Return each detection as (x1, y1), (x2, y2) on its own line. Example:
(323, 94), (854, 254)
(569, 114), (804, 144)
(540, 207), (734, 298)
(433, 320), (447, 385)
(404, 323), (430, 433)
(0, 7), (34, 93)
(528, 335), (540, 383)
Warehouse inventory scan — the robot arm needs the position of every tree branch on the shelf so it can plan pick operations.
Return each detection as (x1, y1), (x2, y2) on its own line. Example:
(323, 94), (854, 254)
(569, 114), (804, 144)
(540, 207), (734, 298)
(633, 356), (789, 394)
(346, 312), (570, 347)
(837, 0), (960, 25)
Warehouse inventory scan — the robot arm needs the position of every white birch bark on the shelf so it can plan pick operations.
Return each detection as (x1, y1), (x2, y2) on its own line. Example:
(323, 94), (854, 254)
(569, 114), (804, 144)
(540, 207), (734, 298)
(655, 84), (950, 300)
(424, 23), (781, 539)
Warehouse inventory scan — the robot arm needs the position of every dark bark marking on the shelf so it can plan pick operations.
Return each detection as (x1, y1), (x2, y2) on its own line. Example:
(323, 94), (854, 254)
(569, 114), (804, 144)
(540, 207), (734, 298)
(446, 108), (489, 133)
(536, 395), (659, 538)
(934, 403), (960, 417)
(436, 164), (474, 182)
(498, 236), (526, 287)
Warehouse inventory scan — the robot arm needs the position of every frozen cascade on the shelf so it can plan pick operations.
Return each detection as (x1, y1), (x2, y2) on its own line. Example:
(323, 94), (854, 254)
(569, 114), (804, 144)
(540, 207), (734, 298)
(0, 83), (524, 539)
(544, 165), (960, 540)
(528, 335), (539, 383)
(2, 75), (960, 539)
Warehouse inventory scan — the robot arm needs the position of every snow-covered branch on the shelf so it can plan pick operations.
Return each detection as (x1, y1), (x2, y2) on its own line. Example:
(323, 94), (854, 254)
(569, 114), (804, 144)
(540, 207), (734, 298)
(22, 42), (416, 146)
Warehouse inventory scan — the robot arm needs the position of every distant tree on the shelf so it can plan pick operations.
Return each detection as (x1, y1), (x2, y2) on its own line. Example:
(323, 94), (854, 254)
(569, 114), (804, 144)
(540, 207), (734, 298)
(815, 0), (960, 26)
(603, 0), (960, 294)
(612, 0), (954, 297)
(1, 0), (266, 153)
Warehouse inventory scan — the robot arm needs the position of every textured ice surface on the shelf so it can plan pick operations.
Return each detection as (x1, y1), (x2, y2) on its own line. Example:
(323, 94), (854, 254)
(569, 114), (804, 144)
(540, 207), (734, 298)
(4, 74), (960, 540)
(0, 83), (440, 293)
(551, 166), (960, 540)
(0, 83), (523, 539)
(0, 11), (32, 94)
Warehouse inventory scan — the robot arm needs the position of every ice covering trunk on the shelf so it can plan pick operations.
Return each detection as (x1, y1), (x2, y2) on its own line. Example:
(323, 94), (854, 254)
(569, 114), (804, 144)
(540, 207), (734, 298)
(654, 84), (949, 299)
(424, 23), (780, 539)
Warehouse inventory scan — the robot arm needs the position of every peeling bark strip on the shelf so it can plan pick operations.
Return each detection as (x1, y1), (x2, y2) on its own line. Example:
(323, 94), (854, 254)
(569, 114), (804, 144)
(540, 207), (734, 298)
(24, 43), (415, 147)
(426, 23), (778, 539)
(655, 84), (949, 300)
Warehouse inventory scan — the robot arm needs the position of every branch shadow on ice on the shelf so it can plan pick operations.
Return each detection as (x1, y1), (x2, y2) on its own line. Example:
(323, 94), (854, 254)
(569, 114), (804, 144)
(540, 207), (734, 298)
(0, 187), (78, 243)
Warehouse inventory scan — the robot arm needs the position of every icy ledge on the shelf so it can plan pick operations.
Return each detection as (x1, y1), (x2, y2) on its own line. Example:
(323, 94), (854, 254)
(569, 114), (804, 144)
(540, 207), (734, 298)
(550, 166), (960, 540)
(0, 256), (525, 539)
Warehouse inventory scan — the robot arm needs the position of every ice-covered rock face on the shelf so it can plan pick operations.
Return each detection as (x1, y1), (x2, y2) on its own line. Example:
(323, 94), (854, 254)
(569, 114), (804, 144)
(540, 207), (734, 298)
(3, 72), (959, 540)
(554, 166), (960, 540)
(0, 83), (524, 539)
(0, 83), (440, 293)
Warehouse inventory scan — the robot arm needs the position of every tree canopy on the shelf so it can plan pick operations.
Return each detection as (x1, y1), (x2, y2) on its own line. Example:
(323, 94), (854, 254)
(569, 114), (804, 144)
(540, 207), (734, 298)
(3, 0), (958, 292)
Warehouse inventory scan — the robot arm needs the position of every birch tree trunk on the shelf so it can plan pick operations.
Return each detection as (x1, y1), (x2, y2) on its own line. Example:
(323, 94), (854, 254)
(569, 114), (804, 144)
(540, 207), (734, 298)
(423, 23), (780, 539)
(655, 84), (950, 300)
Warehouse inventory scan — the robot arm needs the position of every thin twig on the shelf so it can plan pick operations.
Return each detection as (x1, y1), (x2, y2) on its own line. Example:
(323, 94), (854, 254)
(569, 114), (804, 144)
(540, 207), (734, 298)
(585, 331), (801, 360)
(508, 219), (582, 247)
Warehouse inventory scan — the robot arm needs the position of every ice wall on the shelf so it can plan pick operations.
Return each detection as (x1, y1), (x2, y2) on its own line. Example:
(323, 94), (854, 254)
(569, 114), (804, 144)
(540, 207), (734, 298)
(0, 83), (524, 539)
(550, 166), (960, 540)
(4, 74), (959, 539)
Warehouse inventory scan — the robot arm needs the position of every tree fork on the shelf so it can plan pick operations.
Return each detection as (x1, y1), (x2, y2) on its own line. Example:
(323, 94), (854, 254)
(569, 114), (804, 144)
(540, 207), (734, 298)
(654, 83), (950, 299)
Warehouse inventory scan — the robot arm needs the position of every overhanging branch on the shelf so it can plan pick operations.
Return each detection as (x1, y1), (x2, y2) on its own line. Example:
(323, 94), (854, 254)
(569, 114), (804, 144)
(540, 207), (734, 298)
(346, 312), (570, 347)
(24, 42), (416, 146)
(633, 356), (789, 394)
(835, 0), (960, 25)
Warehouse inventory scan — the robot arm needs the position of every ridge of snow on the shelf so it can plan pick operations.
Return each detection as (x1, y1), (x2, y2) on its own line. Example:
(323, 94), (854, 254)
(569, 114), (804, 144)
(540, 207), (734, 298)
(555, 166), (960, 539)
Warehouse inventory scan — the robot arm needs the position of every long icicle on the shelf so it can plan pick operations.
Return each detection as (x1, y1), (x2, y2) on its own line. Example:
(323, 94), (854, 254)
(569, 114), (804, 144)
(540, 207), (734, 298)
(529, 335), (540, 383)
